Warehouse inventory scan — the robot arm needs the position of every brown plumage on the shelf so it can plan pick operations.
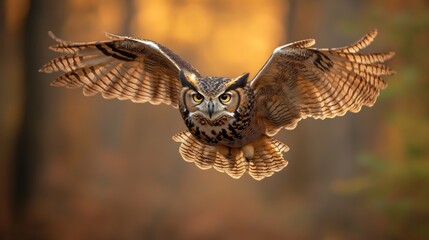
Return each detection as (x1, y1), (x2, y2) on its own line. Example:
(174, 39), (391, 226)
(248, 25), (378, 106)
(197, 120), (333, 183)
(40, 29), (395, 180)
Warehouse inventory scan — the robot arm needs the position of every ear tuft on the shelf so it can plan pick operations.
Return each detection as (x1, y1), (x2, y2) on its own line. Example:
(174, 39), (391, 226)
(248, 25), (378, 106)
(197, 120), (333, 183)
(179, 70), (198, 91)
(227, 72), (250, 90)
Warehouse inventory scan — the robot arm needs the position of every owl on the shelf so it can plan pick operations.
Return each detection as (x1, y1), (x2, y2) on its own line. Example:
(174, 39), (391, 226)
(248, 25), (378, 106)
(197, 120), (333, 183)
(40, 29), (394, 180)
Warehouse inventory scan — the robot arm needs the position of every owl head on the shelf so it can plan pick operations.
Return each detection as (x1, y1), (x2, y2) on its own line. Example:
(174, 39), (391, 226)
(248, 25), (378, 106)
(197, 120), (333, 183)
(178, 70), (250, 122)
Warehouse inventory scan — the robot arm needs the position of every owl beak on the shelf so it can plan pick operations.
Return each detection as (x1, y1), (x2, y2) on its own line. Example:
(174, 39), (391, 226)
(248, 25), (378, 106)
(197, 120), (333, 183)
(208, 100), (215, 118)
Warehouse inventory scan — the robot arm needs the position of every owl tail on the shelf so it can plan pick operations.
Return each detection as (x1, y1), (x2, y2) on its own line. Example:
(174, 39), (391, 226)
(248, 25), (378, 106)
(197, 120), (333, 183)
(172, 131), (289, 180)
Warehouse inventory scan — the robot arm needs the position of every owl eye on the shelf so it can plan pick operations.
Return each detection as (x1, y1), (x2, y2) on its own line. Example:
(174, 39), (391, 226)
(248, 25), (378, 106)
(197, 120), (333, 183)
(219, 93), (232, 103)
(192, 93), (204, 103)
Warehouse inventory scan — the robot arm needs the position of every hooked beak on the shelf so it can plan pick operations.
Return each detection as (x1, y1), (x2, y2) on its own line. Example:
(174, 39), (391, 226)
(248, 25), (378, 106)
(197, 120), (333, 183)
(208, 100), (215, 118)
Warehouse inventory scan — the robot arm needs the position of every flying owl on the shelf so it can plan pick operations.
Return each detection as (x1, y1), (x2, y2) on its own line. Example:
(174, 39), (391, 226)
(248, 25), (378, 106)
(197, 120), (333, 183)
(40, 29), (395, 180)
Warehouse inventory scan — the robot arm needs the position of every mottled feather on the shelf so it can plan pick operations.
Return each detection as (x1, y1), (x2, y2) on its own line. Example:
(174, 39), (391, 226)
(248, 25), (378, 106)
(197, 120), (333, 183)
(251, 29), (395, 135)
(39, 31), (200, 107)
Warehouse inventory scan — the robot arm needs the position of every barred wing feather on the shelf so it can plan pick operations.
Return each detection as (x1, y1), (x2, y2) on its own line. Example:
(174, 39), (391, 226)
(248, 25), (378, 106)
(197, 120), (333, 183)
(251, 29), (395, 135)
(39, 31), (200, 108)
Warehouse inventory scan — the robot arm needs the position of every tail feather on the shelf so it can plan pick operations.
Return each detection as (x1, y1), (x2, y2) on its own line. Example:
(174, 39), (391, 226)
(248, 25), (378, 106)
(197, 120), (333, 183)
(172, 131), (289, 180)
(248, 138), (289, 180)
(212, 148), (247, 179)
(173, 131), (247, 179)
(172, 131), (215, 170)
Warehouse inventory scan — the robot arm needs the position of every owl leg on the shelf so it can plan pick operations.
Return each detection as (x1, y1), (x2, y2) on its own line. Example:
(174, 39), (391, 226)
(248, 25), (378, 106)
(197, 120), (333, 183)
(215, 145), (241, 159)
(214, 144), (254, 161)
(241, 144), (255, 161)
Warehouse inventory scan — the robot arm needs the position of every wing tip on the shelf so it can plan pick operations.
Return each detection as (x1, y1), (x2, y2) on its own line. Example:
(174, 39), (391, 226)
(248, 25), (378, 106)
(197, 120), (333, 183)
(39, 64), (52, 73)
(47, 31), (68, 44)
(368, 28), (378, 38)
(105, 32), (124, 40)
(385, 51), (396, 61)
(50, 81), (61, 87)
(282, 39), (316, 49)
(47, 30), (58, 41)
(46, 31), (74, 52)
(332, 28), (381, 53)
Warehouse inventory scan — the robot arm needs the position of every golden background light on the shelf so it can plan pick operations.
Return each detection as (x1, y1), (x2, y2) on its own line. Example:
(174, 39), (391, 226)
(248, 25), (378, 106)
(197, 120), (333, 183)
(1, 0), (428, 239)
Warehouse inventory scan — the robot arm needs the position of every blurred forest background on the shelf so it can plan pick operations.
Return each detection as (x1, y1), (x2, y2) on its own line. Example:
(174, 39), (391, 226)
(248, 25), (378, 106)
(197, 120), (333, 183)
(1, 0), (428, 239)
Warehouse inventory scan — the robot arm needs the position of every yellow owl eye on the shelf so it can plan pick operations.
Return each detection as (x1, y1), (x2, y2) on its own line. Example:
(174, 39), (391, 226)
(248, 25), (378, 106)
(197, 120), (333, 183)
(219, 93), (232, 103)
(192, 93), (204, 103)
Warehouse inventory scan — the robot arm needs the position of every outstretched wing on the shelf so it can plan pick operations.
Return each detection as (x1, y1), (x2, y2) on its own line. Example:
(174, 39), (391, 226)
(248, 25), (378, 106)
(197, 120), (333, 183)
(251, 29), (395, 135)
(39, 31), (201, 108)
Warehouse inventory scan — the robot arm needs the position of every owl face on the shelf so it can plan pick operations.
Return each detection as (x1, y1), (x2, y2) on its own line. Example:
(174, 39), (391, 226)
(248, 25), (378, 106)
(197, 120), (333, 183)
(179, 71), (249, 122)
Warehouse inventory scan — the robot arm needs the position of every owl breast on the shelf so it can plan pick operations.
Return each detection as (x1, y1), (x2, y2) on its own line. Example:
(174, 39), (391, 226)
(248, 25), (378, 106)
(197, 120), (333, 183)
(179, 86), (264, 148)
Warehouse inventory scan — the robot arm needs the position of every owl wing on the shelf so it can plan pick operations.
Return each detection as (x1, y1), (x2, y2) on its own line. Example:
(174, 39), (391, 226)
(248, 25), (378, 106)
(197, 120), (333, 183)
(39, 31), (201, 108)
(251, 29), (395, 136)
